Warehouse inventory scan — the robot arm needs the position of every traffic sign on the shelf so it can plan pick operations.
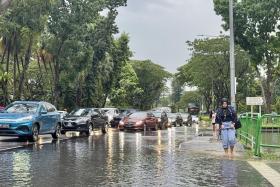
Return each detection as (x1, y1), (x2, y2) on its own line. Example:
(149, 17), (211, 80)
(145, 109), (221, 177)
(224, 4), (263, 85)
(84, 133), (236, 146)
(246, 97), (264, 106)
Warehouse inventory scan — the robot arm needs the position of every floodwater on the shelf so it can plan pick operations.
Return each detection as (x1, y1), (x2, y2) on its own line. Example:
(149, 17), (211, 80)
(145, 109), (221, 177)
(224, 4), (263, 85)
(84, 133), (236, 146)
(0, 128), (273, 186)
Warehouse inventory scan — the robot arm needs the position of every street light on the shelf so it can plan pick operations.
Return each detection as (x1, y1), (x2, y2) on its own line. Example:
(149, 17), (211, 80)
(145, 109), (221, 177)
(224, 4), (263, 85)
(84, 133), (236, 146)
(229, 0), (236, 109)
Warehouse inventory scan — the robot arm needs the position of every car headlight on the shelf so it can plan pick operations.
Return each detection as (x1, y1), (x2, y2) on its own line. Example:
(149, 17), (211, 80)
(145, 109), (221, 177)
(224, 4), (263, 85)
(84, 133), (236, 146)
(158, 119), (161, 122)
(136, 121), (143, 125)
(119, 121), (124, 125)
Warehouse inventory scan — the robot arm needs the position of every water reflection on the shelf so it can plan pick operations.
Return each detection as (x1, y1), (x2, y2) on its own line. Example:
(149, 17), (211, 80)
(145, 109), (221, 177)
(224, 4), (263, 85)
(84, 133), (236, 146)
(12, 152), (31, 186)
(221, 160), (238, 187)
(0, 127), (273, 186)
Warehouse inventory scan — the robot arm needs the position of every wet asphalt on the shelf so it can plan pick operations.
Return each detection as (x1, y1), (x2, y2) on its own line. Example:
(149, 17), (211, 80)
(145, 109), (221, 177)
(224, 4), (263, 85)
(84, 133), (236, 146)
(0, 127), (274, 187)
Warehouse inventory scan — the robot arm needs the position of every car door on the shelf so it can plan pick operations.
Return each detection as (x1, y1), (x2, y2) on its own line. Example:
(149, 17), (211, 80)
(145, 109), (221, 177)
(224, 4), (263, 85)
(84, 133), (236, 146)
(92, 109), (106, 128)
(44, 103), (59, 133)
(38, 104), (49, 134)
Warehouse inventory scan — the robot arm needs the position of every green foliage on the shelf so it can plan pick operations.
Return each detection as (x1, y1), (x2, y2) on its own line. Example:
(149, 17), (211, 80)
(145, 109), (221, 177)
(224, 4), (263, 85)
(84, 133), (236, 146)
(177, 36), (255, 111)
(131, 60), (171, 110)
(177, 91), (201, 110)
(213, 0), (280, 112)
(110, 62), (143, 107)
(0, 0), (132, 109)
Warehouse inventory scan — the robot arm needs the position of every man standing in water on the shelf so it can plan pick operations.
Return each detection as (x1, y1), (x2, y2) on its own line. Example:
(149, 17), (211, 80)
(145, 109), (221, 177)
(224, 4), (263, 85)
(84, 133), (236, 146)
(216, 98), (237, 157)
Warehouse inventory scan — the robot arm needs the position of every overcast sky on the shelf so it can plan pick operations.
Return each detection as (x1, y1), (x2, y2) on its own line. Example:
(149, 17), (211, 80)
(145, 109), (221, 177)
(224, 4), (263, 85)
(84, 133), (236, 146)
(116, 0), (224, 73)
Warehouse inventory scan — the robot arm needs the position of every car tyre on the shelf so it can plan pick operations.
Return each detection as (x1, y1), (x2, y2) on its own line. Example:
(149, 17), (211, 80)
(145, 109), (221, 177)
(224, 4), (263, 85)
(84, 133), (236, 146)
(52, 123), (61, 139)
(28, 124), (39, 142)
(154, 124), (158, 131)
(85, 123), (93, 136)
(102, 123), (108, 134)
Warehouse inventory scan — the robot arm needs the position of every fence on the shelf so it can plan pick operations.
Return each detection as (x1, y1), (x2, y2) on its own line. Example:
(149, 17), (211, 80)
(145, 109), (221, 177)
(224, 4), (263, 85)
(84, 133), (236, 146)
(238, 113), (280, 157)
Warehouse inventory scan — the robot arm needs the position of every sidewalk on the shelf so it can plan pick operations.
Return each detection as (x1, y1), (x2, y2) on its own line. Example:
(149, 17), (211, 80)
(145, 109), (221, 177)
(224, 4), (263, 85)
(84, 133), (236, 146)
(179, 125), (280, 187)
(179, 134), (245, 157)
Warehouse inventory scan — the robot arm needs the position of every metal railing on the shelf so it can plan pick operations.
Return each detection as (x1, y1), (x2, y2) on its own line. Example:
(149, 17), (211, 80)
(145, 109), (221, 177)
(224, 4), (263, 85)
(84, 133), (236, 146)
(238, 113), (280, 157)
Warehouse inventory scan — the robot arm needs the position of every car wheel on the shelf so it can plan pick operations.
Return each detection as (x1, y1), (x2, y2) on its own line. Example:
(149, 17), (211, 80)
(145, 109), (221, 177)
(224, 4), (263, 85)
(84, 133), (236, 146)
(28, 125), (39, 142)
(52, 124), (61, 139)
(154, 124), (158, 131)
(102, 123), (108, 134)
(85, 123), (93, 136)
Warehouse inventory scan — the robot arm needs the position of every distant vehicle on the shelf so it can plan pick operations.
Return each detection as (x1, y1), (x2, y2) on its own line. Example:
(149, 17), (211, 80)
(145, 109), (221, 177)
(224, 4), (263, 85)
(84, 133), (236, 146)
(101, 108), (119, 123)
(111, 109), (138, 128)
(152, 111), (170, 129)
(0, 101), (61, 141)
(191, 115), (199, 124)
(181, 113), (190, 125)
(168, 113), (183, 127)
(187, 103), (200, 115)
(62, 108), (108, 135)
(58, 111), (68, 120)
(152, 107), (171, 113)
(119, 112), (158, 131)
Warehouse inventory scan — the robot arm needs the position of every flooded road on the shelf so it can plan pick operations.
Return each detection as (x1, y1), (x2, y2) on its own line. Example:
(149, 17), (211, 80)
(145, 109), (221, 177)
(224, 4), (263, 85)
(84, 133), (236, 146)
(0, 127), (273, 186)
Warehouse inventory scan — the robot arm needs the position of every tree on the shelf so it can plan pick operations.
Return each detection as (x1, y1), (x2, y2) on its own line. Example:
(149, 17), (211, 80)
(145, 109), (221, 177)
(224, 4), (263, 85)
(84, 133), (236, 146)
(213, 0), (280, 112)
(110, 62), (143, 107)
(131, 60), (171, 110)
(171, 77), (183, 105)
(176, 37), (254, 111)
(177, 91), (201, 111)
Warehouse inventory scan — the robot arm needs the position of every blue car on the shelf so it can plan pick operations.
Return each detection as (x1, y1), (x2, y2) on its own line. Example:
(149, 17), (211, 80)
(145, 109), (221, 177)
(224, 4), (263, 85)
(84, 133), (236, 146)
(0, 101), (61, 141)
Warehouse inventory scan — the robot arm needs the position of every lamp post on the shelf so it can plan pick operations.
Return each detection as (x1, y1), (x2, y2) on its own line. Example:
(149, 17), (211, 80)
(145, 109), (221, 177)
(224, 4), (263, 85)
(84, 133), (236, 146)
(229, 0), (236, 109)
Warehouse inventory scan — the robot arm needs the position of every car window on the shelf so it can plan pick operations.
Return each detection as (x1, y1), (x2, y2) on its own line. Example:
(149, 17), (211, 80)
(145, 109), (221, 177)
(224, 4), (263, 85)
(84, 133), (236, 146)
(41, 105), (47, 113)
(44, 103), (56, 112)
(91, 111), (100, 117)
(69, 109), (91, 116)
(129, 112), (147, 118)
(5, 103), (39, 113)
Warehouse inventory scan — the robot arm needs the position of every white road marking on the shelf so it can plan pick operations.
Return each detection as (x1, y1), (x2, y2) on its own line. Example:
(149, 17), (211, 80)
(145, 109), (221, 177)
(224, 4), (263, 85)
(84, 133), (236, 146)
(248, 161), (280, 187)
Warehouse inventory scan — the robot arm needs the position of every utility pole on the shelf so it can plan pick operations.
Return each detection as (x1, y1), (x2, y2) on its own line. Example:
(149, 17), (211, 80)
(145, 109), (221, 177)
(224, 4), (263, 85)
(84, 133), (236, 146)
(229, 0), (236, 109)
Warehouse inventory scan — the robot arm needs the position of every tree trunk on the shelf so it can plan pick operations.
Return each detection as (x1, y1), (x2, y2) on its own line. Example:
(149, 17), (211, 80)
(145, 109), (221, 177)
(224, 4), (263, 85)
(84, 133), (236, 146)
(17, 36), (33, 100)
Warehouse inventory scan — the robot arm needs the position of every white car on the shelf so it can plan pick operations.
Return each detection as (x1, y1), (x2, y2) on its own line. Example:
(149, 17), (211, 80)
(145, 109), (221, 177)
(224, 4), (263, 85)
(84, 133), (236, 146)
(58, 111), (68, 120)
(101, 108), (120, 123)
(191, 115), (199, 124)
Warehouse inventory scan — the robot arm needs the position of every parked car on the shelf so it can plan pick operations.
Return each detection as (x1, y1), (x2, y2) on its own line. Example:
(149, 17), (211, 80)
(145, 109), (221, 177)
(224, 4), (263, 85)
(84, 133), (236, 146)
(58, 111), (68, 120)
(0, 101), (61, 141)
(119, 112), (158, 131)
(62, 108), (108, 135)
(101, 108), (119, 123)
(111, 109), (138, 128)
(0, 105), (5, 112)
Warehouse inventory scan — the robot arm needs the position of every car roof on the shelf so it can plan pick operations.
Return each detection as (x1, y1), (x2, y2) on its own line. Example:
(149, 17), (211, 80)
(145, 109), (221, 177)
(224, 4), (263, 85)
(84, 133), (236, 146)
(13, 101), (44, 104)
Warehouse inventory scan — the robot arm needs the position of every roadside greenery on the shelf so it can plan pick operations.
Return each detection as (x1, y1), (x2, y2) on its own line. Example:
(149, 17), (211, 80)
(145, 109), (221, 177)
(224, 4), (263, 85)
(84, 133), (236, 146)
(0, 0), (170, 110)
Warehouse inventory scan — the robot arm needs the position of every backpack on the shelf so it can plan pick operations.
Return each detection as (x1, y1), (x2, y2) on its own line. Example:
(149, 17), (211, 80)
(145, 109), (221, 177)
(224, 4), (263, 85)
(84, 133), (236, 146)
(235, 119), (242, 129)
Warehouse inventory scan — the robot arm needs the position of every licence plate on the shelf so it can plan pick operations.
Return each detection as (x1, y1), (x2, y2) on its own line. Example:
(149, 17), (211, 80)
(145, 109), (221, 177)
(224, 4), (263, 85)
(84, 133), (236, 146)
(0, 124), (9, 128)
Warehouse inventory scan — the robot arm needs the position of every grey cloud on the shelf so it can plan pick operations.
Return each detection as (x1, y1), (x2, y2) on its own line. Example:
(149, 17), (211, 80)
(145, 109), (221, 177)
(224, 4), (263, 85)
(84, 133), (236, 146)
(116, 0), (224, 73)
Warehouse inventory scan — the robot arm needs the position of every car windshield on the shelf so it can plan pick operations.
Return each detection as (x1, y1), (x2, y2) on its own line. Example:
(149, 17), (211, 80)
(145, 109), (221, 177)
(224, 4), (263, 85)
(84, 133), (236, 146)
(5, 103), (39, 113)
(129, 112), (147, 118)
(181, 113), (189, 118)
(69, 109), (91, 116)
(153, 112), (161, 118)
(168, 113), (177, 118)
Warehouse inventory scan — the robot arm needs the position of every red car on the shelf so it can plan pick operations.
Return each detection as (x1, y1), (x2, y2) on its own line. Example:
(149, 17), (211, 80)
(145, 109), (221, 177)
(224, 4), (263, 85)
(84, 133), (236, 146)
(119, 112), (158, 131)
